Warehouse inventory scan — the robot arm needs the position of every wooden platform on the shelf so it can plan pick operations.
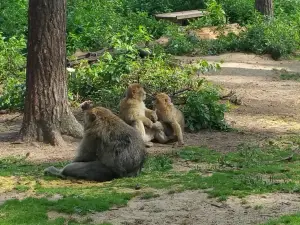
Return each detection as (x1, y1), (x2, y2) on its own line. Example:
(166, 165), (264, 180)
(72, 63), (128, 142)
(155, 10), (207, 25)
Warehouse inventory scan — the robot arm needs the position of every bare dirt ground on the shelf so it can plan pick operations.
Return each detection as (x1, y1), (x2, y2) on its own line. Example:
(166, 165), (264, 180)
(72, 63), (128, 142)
(1, 53), (300, 224)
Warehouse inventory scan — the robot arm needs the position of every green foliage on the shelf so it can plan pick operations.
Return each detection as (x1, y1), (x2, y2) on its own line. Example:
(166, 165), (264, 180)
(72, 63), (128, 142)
(280, 72), (300, 82)
(183, 86), (229, 131)
(122, 0), (205, 15)
(164, 30), (195, 55)
(261, 213), (300, 225)
(140, 192), (160, 199)
(0, 195), (131, 224)
(189, 0), (226, 29)
(0, 34), (26, 82)
(240, 14), (300, 59)
(0, 34), (26, 111)
(143, 155), (173, 172)
(0, 0), (28, 37)
(219, 0), (255, 24)
(177, 147), (221, 163)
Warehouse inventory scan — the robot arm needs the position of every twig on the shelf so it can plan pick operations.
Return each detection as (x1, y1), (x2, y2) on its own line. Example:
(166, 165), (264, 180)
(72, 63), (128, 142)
(171, 88), (191, 97)
(4, 114), (22, 123)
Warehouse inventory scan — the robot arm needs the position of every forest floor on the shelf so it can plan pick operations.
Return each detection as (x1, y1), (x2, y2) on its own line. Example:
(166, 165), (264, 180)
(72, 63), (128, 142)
(1, 53), (300, 225)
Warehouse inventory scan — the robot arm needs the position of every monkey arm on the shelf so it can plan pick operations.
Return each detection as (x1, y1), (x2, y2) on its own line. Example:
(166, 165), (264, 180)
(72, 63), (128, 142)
(145, 109), (157, 122)
(137, 116), (153, 128)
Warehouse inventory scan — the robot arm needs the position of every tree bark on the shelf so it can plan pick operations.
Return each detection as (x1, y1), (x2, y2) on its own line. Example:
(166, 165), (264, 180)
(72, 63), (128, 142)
(255, 0), (273, 17)
(20, 0), (83, 145)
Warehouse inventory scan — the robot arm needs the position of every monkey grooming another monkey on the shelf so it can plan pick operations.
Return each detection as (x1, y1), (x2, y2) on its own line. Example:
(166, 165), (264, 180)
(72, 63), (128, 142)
(154, 92), (185, 146)
(119, 83), (170, 147)
(44, 101), (146, 182)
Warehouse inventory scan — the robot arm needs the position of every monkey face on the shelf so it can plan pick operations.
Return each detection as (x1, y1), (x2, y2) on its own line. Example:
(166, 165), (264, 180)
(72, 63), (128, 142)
(128, 83), (146, 101)
(154, 93), (172, 107)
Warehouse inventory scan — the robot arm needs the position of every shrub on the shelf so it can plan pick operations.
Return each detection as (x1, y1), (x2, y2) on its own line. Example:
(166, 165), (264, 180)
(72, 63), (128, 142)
(0, 34), (26, 82)
(0, 34), (26, 111)
(0, 76), (26, 111)
(240, 14), (300, 59)
(183, 86), (229, 131)
(218, 0), (255, 25)
(188, 0), (226, 29)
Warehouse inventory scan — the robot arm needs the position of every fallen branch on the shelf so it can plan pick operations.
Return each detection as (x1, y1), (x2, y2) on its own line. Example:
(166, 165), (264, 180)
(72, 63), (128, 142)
(171, 87), (192, 97)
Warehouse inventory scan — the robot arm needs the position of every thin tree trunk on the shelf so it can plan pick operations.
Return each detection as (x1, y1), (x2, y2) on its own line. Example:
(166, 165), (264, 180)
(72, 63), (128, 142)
(255, 0), (273, 17)
(20, 0), (83, 145)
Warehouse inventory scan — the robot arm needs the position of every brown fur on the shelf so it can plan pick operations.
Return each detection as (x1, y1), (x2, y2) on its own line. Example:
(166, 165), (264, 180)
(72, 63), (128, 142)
(119, 83), (170, 146)
(44, 101), (146, 182)
(154, 93), (185, 146)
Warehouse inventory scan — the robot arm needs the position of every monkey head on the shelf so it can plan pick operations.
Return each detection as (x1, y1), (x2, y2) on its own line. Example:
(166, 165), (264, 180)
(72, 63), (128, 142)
(80, 100), (94, 111)
(154, 93), (172, 109)
(126, 83), (146, 101)
(83, 106), (115, 130)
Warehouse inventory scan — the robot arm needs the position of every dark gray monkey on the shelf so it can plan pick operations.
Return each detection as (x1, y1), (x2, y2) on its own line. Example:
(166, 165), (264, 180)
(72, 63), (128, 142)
(44, 101), (146, 182)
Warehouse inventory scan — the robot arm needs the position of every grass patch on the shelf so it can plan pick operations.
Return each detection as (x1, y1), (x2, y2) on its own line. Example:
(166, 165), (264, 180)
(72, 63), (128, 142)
(261, 213), (300, 225)
(140, 192), (160, 199)
(1, 138), (300, 224)
(280, 73), (300, 81)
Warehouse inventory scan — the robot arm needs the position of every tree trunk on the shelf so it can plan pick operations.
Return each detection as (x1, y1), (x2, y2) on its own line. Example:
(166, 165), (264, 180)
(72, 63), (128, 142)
(20, 0), (83, 145)
(255, 0), (273, 17)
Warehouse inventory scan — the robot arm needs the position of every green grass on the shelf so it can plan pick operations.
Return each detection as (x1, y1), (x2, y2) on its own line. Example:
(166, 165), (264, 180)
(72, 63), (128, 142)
(280, 73), (300, 81)
(1, 137), (300, 224)
(140, 192), (160, 199)
(261, 213), (300, 225)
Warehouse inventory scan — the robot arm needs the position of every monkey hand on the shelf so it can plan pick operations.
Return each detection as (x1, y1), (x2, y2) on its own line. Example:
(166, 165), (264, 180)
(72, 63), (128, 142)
(144, 118), (154, 128)
(150, 111), (158, 122)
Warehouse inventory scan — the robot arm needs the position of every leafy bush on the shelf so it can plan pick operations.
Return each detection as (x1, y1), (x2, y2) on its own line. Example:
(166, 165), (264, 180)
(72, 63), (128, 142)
(240, 14), (300, 59)
(183, 86), (229, 131)
(0, 34), (26, 82)
(189, 0), (226, 29)
(0, 77), (25, 111)
(0, 34), (26, 111)
(0, 0), (28, 37)
(219, 0), (255, 25)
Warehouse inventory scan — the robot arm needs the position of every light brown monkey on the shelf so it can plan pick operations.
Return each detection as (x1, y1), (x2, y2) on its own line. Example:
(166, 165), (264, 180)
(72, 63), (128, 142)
(154, 92), (185, 146)
(44, 101), (146, 181)
(119, 83), (169, 147)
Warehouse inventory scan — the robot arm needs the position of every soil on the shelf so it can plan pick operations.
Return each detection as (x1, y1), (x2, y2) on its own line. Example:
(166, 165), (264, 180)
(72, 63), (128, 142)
(47, 191), (300, 225)
(1, 53), (300, 224)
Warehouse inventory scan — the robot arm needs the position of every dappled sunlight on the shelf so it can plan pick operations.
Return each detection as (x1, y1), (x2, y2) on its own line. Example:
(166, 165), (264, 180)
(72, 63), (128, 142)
(0, 177), (16, 193)
(226, 114), (300, 134)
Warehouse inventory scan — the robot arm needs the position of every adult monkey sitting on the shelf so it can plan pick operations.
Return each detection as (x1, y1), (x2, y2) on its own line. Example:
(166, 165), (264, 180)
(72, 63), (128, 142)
(44, 101), (146, 182)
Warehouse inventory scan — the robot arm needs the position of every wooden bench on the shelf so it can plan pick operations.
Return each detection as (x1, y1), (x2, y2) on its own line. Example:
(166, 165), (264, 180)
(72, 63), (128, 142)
(155, 10), (207, 25)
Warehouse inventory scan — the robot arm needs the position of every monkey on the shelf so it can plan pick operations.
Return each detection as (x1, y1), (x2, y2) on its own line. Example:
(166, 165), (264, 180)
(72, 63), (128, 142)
(119, 83), (171, 147)
(44, 101), (146, 182)
(153, 92), (185, 146)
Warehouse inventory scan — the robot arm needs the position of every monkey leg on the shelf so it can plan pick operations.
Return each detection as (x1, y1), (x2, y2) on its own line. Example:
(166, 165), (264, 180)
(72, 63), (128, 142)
(133, 120), (153, 147)
(44, 162), (118, 182)
(171, 121), (184, 146)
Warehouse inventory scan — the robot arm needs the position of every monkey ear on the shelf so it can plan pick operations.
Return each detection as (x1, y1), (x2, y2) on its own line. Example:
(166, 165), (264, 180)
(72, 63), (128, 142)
(89, 113), (96, 122)
(166, 97), (171, 104)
